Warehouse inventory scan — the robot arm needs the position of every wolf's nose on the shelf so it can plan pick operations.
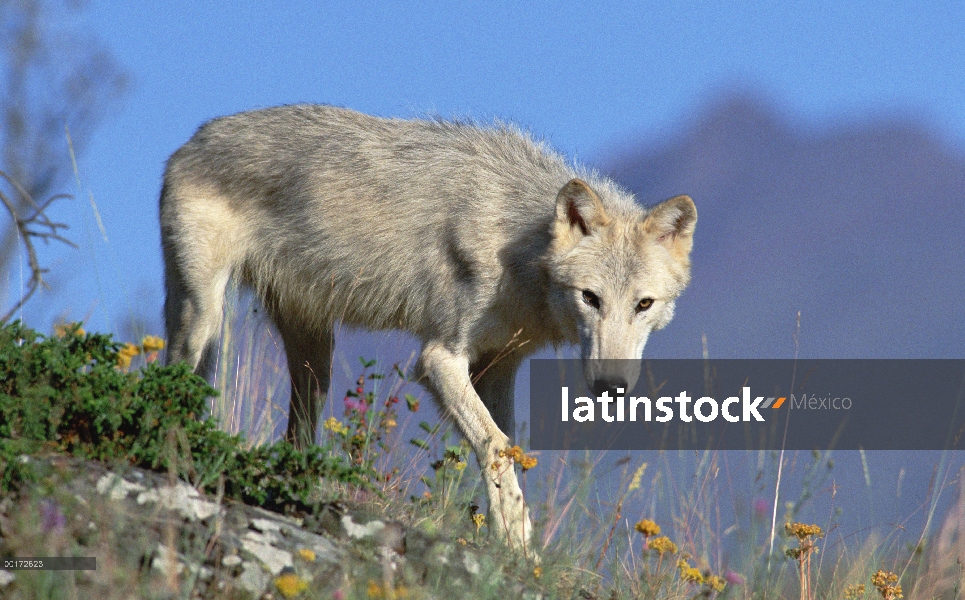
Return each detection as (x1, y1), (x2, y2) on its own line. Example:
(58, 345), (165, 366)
(592, 376), (628, 398)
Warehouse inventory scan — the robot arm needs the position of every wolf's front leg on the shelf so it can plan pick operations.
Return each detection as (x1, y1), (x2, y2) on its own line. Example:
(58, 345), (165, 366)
(418, 343), (534, 555)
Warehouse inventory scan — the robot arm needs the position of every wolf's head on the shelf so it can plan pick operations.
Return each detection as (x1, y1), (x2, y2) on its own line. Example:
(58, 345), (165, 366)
(545, 179), (696, 396)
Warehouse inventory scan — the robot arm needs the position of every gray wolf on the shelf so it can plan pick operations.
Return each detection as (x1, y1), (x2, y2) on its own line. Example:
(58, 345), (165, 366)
(160, 104), (696, 552)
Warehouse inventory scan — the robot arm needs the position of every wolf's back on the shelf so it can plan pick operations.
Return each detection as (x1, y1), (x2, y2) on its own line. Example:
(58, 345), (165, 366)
(160, 105), (594, 337)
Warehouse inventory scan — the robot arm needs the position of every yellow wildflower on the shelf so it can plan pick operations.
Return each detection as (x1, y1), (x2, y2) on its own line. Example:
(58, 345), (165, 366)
(453, 460), (467, 471)
(499, 445), (537, 470)
(871, 570), (898, 588)
(533, 566), (542, 579)
(141, 335), (165, 352)
(785, 522), (823, 541)
(54, 322), (85, 338)
(648, 536), (677, 554)
(500, 446), (524, 462)
(844, 584), (866, 599)
(678, 559), (704, 584)
(871, 570), (903, 599)
(117, 343), (141, 370)
(323, 417), (348, 435)
(297, 548), (316, 562)
(706, 574), (727, 592)
(274, 570), (308, 598)
(367, 580), (408, 599)
(472, 513), (486, 532)
(382, 417), (397, 429)
(634, 519), (661, 537)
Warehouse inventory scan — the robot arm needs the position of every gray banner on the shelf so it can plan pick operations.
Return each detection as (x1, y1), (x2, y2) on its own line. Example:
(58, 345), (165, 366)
(529, 359), (965, 450)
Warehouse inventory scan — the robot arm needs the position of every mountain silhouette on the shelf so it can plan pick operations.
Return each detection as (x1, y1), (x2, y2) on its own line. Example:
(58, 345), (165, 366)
(605, 92), (965, 358)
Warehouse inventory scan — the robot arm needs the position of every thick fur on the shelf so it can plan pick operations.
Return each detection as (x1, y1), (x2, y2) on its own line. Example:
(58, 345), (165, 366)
(160, 104), (696, 552)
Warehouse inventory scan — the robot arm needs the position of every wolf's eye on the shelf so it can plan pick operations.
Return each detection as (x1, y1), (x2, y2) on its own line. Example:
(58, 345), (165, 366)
(636, 298), (654, 313)
(581, 289), (600, 309)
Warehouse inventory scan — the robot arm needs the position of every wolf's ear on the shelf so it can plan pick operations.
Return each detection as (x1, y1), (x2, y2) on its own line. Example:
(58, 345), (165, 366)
(642, 195), (697, 259)
(555, 179), (609, 237)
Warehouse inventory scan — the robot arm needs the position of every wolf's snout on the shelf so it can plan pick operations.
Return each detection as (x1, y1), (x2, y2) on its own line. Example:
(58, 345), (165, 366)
(591, 376), (628, 398)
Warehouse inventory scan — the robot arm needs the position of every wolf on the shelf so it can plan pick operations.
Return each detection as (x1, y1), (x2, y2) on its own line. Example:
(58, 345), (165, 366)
(160, 104), (696, 552)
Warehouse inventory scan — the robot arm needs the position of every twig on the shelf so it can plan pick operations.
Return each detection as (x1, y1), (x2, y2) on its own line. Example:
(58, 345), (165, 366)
(594, 498), (623, 571)
(0, 169), (76, 322)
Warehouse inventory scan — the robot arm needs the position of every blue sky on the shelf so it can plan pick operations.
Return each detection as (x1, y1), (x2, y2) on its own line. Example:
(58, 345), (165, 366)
(15, 0), (965, 335)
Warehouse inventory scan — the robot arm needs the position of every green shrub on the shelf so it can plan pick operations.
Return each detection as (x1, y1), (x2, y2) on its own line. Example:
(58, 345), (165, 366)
(0, 320), (374, 513)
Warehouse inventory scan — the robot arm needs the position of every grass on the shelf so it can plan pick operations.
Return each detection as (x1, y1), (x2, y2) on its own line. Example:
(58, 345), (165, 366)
(2, 319), (965, 598)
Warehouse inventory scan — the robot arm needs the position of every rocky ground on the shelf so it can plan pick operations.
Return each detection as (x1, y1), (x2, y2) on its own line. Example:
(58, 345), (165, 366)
(0, 456), (543, 599)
